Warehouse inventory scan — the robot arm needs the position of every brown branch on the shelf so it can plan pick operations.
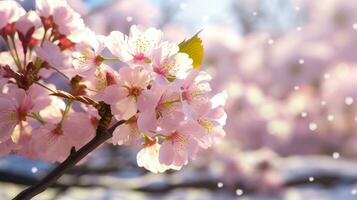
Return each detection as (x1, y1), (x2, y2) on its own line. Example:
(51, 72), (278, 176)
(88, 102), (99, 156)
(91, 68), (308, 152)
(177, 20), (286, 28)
(12, 117), (126, 200)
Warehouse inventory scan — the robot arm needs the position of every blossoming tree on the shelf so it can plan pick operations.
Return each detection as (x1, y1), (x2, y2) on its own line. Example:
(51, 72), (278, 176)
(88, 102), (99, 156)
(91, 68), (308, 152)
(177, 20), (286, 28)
(0, 0), (227, 199)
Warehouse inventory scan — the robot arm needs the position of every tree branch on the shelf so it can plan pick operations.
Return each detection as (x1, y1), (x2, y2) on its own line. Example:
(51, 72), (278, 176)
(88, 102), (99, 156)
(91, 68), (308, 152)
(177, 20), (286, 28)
(12, 119), (126, 200)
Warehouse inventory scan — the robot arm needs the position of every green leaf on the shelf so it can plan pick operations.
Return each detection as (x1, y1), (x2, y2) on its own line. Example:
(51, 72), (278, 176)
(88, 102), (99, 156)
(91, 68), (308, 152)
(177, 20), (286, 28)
(179, 31), (204, 68)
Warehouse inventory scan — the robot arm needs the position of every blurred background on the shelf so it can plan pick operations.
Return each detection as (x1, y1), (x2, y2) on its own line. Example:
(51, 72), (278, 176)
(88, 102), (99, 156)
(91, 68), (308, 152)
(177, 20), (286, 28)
(2, 0), (357, 199)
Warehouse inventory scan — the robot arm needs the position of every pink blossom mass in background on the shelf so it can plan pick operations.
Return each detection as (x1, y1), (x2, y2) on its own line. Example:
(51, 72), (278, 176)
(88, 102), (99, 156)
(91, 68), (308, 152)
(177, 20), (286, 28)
(1, 0), (357, 200)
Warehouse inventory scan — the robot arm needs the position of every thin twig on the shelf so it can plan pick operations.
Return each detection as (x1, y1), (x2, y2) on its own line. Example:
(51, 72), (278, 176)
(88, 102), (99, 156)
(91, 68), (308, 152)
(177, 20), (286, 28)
(11, 37), (22, 70)
(12, 119), (126, 200)
(34, 81), (56, 93)
(49, 66), (70, 80)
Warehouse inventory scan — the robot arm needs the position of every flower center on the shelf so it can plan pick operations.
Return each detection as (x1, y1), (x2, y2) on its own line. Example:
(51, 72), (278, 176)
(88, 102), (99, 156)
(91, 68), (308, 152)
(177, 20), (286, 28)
(51, 126), (64, 136)
(198, 118), (213, 133)
(94, 55), (104, 66)
(133, 53), (151, 63)
(133, 53), (145, 62)
(16, 107), (28, 121)
(170, 131), (186, 143)
(144, 137), (157, 147)
(128, 86), (142, 97)
(154, 66), (168, 76)
(182, 91), (192, 101)
(17, 112), (27, 121)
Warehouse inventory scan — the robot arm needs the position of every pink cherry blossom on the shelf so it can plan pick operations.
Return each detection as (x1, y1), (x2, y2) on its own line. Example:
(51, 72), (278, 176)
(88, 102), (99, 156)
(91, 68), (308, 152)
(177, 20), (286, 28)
(112, 116), (142, 145)
(181, 69), (212, 116)
(106, 25), (163, 64)
(0, 84), (49, 144)
(36, 0), (59, 18)
(12, 125), (36, 159)
(52, 2), (84, 36)
(178, 89), (227, 148)
(136, 139), (170, 173)
(15, 11), (41, 36)
(32, 111), (95, 162)
(72, 29), (106, 77)
(0, 139), (13, 156)
(137, 83), (184, 132)
(99, 66), (151, 120)
(0, 0), (25, 30)
(0, 77), (7, 89)
(85, 64), (119, 94)
(159, 121), (206, 168)
(0, 0), (226, 177)
(196, 103), (227, 148)
(36, 0), (84, 36)
(35, 41), (75, 78)
(0, 97), (19, 143)
(152, 42), (193, 83)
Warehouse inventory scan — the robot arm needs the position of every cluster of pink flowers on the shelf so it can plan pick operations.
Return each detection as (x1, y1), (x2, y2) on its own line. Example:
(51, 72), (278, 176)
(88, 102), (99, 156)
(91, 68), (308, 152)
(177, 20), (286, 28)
(0, 0), (226, 173)
(141, 0), (356, 191)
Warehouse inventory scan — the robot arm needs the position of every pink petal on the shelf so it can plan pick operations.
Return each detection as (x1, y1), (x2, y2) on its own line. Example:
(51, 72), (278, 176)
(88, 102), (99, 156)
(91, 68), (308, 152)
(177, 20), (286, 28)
(159, 141), (174, 166)
(99, 85), (127, 105)
(181, 69), (199, 90)
(137, 110), (157, 132)
(112, 124), (131, 145)
(113, 96), (137, 120)
(0, 121), (16, 143)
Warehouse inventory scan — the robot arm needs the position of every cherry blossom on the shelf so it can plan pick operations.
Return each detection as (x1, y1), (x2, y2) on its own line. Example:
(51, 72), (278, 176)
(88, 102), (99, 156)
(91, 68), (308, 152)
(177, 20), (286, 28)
(32, 111), (95, 162)
(0, 139), (13, 156)
(72, 29), (106, 77)
(0, 84), (49, 144)
(0, 0), (226, 176)
(87, 64), (119, 94)
(99, 66), (151, 120)
(137, 83), (184, 132)
(136, 139), (170, 173)
(181, 70), (212, 116)
(15, 11), (41, 36)
(35, 41), (75, 77)
(0, 0), (25, 31)
(159, 121), (206, 168)
(36, 0), (85, 37)
(106, 25), (163, 64)
(152, 42), (193, 83)
(195, 93), (227, 148)
(112, 116), (142, 145)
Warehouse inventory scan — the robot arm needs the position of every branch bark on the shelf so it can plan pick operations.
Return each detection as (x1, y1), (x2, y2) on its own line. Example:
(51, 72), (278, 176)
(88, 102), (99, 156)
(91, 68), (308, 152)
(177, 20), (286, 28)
(12, 116), (126, 200)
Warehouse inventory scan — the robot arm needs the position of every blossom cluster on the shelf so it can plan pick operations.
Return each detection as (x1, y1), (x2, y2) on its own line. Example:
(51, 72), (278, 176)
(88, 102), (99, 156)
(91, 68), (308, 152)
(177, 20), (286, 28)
(0, 0), (226, 173)
(190, 0), (357, 188)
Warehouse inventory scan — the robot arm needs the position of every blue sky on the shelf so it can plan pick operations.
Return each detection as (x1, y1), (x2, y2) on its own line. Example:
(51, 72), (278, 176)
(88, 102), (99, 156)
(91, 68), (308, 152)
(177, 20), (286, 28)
(16, 0), (300, 35)
(83, 0), (299, 34)
(152, 0), (235, 30)
(85, 0), (235, 30)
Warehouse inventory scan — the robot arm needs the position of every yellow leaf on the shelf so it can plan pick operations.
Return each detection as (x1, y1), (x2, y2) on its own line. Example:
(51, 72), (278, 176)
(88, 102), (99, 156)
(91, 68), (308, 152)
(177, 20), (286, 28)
(179, 31), (204, 68)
